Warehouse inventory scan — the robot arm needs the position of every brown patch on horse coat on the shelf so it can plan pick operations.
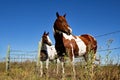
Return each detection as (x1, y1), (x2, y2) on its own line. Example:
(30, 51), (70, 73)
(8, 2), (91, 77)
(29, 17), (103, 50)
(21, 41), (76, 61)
(62, 36), (79, 61)
(40, 50), (48, 61)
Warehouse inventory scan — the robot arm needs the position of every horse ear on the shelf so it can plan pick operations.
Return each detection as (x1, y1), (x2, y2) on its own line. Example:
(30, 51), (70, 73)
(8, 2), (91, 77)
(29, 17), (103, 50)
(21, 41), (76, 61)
(43, 31), (46, 34)
(56, 12), (59, 18)
(47, 32), (49, 35)
(63, 13), (66, 18)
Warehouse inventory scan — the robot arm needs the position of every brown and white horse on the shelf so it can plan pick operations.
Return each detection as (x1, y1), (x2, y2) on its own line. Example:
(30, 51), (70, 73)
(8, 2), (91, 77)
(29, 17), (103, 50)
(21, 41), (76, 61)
(53, 12), (99, 76)
(40, 31), (57, 77)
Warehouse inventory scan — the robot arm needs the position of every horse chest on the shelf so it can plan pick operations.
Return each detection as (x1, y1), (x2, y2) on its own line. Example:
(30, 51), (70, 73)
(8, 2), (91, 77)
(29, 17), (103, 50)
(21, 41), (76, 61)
(47, 46), (57, 60)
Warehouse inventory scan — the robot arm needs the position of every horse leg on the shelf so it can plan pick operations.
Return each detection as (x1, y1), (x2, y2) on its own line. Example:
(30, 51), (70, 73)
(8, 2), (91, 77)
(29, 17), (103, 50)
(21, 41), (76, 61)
(67, 47), (76, 79)
(46, 59), (49, 76)
(59, 56), (65, 74)
(71, 58), (76, 79)
(61, 61), (65, 74)
(56, 57), (65, 76)
(59, 56), (65, 77)
(46, 59), (49, 69)
(56, 58), (59, 74)
(40, 61), (43, 77)
(61, 60), (65, 79)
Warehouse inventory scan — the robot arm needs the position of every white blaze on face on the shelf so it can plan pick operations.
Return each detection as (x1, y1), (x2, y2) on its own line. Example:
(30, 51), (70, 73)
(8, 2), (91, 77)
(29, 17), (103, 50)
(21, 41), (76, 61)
(53, 28), (55, 34)
(47, 36), (52, 44)
(63, 33), (86, 56)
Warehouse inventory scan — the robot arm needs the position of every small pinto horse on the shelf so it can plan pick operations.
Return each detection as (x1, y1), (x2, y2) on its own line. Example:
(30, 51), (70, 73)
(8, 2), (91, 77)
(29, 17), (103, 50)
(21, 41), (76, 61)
(53, 12), (99, 77)
(40, 31), (57, 77)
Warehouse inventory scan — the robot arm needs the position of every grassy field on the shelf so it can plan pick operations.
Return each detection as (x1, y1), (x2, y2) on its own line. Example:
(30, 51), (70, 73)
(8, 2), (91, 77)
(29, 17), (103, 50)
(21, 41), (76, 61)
(0, 60), (120, 80)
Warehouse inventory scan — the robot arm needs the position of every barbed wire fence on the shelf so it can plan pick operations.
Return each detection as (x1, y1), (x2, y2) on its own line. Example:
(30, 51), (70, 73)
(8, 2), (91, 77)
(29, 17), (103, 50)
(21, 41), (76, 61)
(95, 30), (120, 51)
(5, 40), (42, 72)
(9, 50), (37, 62)
(5, 45), (37, 72)
(95, 30), (120, 38)
(1, 30), (120, 72)
(95, 30), (120, 65)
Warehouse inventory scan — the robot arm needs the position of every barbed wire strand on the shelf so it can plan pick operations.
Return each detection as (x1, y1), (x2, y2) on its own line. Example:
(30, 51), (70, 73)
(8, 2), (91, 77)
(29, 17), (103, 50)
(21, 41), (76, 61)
(95, 30), (120, 38)
(98, 47), (120, 52)
(11, 50), (37, 53)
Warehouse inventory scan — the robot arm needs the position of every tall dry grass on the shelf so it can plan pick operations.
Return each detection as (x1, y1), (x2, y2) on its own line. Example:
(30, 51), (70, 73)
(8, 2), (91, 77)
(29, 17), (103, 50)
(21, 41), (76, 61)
(0, 60), (120, 80)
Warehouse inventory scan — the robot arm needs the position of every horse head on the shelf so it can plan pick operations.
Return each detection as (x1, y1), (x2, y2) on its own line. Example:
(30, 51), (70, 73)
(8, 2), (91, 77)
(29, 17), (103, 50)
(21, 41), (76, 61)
(53, 12), (72, 35)
(42, 31), (52, 46)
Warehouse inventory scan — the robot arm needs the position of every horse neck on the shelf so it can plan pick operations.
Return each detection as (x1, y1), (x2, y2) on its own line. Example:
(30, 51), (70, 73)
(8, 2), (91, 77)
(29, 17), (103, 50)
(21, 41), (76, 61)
(41, 43), (48, 51)
(54, 31), (66, 57)
(54, 32), (63, 44)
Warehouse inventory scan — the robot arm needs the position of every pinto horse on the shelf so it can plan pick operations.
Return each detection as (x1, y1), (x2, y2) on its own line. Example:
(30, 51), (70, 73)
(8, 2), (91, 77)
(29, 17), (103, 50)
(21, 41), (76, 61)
(40, 31), (57, 77)
(53, 12), (99, 76)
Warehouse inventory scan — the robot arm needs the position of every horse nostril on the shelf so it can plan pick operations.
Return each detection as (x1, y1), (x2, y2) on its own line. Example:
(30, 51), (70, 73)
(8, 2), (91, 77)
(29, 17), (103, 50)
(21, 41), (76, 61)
(49, 43), (52, 46)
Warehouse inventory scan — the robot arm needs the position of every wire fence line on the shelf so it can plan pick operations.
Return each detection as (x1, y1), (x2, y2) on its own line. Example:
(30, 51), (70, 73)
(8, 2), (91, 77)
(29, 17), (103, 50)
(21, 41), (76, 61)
(11, 50), (38, 53)
(1, 30), (120, 61)
(8, 48), (38, 62)
(95, 30), (120, 38)
(9, 52), (37, 62)
(95, 30), (120, 52)
(2, 46), (119, 62)
(1, 30), (120, 72)
(5, 41), (42, 72)
(98, 47), (120, 52)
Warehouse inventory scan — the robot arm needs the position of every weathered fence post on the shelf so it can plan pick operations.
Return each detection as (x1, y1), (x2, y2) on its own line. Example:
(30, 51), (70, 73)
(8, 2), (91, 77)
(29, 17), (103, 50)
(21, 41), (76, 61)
(6, 45), (10, 72)
(37, 39), (42, 67)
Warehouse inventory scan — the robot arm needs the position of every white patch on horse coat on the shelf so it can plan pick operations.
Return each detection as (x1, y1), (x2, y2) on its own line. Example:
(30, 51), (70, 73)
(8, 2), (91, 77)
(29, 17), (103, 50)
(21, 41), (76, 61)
(63, 33), (86, 56)
(75, 36), (86, 56)
(63, 33), (73, 40)
(46, 45), (57, 60)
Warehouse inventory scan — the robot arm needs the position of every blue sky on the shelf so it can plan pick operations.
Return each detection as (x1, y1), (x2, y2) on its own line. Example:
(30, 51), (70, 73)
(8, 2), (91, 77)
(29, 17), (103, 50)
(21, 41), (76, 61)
(0, 0), (120, 63)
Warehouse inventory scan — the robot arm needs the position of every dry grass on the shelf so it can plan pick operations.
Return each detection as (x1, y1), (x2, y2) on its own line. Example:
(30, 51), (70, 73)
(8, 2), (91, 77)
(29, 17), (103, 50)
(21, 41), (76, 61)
(0, 60), (120, 80)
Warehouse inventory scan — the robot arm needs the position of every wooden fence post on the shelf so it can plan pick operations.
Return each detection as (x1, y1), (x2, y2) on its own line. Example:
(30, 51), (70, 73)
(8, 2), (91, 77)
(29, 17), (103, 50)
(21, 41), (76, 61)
(6, 45), (10, 72)
(37, 39), (42, 67)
